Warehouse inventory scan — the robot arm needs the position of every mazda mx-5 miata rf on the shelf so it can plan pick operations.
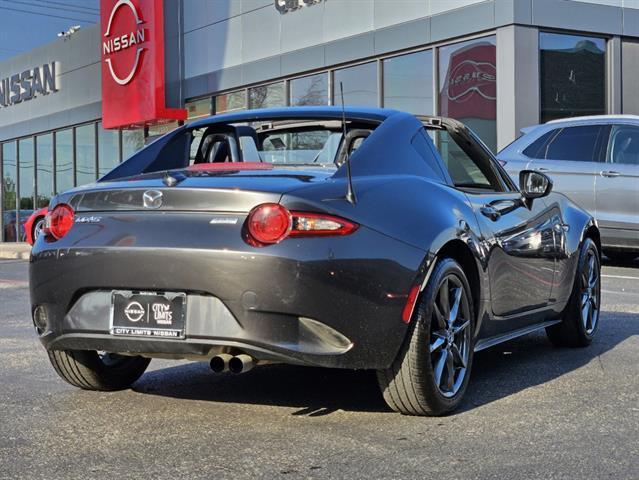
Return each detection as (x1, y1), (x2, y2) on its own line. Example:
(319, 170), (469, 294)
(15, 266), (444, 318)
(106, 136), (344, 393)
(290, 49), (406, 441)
(30, 107), (602, 415)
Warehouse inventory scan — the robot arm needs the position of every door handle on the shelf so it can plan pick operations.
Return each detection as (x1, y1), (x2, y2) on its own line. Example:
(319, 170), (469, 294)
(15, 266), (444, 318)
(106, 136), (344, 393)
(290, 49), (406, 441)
(480, 206), (501, 221)
(536, 167), (550, 172)
(600, 170), (620, 178)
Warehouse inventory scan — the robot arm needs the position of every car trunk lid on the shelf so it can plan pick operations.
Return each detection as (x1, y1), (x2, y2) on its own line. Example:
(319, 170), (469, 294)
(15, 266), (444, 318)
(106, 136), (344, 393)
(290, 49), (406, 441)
(62, 166), (334, 213)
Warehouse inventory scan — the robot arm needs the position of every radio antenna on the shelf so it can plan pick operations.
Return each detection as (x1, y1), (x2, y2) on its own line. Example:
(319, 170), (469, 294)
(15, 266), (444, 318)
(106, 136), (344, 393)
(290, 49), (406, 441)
(340, 82), (357, 204)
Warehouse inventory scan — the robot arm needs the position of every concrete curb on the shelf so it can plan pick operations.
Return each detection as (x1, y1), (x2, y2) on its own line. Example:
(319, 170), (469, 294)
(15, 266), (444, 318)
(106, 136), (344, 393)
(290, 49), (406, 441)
(0, 243), (31, 260)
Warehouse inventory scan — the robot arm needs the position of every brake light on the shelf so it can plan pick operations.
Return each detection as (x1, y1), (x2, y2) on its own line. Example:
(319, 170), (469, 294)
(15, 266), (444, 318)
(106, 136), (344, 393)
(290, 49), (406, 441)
(44, 204), (74, 240)
(246, 204), (358, 246)
(247, 203), (292, 244)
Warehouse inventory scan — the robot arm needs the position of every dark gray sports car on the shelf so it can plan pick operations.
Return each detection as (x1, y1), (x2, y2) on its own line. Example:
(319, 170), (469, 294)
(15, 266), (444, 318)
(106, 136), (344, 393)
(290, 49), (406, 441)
(30, 107), (602, 415)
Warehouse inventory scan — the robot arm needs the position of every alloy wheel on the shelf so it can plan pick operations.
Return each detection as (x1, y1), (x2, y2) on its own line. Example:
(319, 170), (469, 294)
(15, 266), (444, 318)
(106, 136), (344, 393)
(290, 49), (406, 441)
(580, 250), (600, 335)
(429, 274), (472, 398)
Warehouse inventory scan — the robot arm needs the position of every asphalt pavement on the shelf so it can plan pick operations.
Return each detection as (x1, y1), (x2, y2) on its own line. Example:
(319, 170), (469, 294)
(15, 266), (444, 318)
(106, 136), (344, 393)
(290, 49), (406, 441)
(0, 259), (637, 479)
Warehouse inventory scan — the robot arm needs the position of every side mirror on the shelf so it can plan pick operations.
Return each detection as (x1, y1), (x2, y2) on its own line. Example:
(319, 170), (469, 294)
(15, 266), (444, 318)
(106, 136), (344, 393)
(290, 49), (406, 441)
(519, 170), (553, 199)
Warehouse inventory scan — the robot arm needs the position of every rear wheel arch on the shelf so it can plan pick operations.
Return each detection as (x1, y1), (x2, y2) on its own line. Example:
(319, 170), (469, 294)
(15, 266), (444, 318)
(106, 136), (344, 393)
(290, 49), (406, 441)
(583, 224), (601, 255)
(435, 240), (482, 324)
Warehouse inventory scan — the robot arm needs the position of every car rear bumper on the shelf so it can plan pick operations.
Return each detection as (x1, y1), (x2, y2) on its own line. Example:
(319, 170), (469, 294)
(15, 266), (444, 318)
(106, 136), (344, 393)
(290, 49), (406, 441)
(30, 230), (427, 369)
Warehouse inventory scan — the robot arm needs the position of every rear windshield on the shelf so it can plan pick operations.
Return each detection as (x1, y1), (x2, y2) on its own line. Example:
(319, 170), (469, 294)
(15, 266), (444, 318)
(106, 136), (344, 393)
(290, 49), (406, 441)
(186, 121), (373, 168)
(100, 117), (379, 180)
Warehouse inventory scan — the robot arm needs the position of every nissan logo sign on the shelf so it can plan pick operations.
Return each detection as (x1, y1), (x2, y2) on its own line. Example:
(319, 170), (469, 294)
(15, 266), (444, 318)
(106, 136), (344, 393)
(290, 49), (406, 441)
(102, 0), (146, 86)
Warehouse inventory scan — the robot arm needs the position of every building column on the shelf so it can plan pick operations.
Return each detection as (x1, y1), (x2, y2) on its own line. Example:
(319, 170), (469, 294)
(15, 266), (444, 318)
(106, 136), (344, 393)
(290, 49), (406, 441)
(496, 25), (540, 151)
(607, 36), (622, 115)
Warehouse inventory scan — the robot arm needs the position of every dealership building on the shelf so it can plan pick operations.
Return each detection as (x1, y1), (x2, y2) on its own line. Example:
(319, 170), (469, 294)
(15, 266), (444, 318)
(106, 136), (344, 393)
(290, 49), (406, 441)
(2, 0), (639, 241)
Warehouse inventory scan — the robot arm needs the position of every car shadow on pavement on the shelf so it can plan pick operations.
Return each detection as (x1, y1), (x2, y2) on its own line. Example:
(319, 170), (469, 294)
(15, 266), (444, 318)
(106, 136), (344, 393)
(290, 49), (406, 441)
(602, 257), (639, 269)
(134, 362), (389, 415)
(133, 310), (638, 416)
(461, 310), (638, 413)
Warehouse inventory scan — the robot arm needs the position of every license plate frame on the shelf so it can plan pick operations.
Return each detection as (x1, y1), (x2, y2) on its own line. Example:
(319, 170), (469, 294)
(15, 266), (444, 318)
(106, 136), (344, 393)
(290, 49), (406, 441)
(110, 290), (186, 339)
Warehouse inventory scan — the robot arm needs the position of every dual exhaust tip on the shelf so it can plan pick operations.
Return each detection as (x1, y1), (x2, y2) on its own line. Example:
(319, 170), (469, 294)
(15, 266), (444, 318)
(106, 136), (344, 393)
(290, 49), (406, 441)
(210, 354), (254, 374)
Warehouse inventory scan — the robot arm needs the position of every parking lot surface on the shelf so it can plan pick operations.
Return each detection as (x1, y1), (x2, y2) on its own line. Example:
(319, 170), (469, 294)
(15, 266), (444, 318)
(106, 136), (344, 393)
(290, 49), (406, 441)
(0, 259), (637, 479)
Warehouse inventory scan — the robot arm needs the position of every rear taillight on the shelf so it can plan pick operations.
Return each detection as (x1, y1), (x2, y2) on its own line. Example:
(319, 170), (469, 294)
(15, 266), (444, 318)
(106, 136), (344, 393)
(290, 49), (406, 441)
(247, 203), (292, 245)
(44, 204), (74, 240)
(289, 212), (358, 237)
(246, 204), (358, 246)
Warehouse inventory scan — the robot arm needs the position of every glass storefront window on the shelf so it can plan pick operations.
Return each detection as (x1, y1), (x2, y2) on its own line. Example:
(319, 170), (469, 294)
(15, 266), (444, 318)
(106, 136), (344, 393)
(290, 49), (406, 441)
(18, 138), (34, 213)
(333, 62), (378, 107)
(2, 142), (17, 242)
(36, 133), (53, 208)
(75, 124), (96, 186)
(98, 123), (120, 177)
(186, 97), (212, 120)
(249, 82), (286, 109)
(290, 73), (329, 106)
(540, 32), (606, 123)
(439, 36), (497, 152)
(122, 128), (145, 160)
(55, 129), (74, 194)
(215, 90), (247, 114)
(148, 121), (180, 139)
(384, 50), (433, 115)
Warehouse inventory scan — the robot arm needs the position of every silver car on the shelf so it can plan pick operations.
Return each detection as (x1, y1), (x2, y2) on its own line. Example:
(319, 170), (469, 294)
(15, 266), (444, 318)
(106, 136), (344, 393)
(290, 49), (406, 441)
(498, 115), (639, 262)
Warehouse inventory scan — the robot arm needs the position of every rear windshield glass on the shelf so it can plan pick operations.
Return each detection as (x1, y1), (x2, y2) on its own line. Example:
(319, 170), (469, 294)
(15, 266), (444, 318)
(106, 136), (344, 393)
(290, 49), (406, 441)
(187, 121), (373, 167)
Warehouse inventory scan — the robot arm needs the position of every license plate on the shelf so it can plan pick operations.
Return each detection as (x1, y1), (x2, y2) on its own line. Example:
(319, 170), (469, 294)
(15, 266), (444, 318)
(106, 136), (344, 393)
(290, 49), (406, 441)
(110, 291), (186, 339)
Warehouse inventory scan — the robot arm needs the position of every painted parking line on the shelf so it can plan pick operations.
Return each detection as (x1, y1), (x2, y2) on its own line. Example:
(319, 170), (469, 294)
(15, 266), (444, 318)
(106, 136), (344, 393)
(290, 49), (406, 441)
(602, 274), (639, 281)
(0, 279), (29, 289)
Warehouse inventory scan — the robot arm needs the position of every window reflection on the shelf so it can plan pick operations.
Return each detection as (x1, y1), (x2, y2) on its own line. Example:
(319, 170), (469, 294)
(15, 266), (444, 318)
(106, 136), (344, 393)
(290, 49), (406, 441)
(36, 133), (53, 208)
(75, 124), (96, 186)
(215, 90), (247, 114)
(19, 138), (34, 212)
(540, 32), (606, 123)
(98, 123), (120, 177)
(186, 97), (212, 120)
(439, 36), (497, 152)
(55, 129), (74, 193)
(148, 122), (179, 140)
(2, 142), (17, 242)
(384, 50), (433, 115)
(122, 129), (145, 160)
(290, 73), (328, 106)
(333, 62), (378, 107)
(249, 82), (286, 109)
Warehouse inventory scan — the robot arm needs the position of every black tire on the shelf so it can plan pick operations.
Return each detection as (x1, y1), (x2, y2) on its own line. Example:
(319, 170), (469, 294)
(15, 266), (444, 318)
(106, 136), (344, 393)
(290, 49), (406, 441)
(605, 250), (637, 264)
(47, 350), (150, 391)
(546, 238), (601, 348)
(377, 258), (475, 416)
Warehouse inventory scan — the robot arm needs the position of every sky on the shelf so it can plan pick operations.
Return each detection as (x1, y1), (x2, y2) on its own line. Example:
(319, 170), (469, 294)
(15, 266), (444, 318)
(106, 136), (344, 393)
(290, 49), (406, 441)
(0, 0), (100, 62)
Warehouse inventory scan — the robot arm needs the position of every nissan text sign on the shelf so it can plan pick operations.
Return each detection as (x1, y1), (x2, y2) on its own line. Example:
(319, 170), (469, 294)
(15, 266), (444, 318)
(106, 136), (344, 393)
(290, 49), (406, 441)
(0, 63), (59, 108)
(100, 0), (185, 129)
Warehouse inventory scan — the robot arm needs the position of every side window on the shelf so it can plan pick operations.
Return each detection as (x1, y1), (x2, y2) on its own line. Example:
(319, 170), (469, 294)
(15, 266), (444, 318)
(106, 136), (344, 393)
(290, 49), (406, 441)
(411, 129), (447, 182)
(607, 125), (639, 166)
(522, 130), (558, 159)
(541, 125), (603, 162)
(436, 130), (501, 190)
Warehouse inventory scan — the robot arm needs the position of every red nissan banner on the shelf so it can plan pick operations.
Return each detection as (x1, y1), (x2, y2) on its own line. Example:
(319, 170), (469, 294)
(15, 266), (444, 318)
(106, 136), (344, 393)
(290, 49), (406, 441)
(439, 43), (496, 120)
(100, 0), (186, 129)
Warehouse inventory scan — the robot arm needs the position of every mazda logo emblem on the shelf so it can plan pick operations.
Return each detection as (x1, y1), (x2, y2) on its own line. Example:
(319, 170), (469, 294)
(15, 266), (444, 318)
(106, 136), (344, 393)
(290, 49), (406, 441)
(142, 190), (163, 209)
